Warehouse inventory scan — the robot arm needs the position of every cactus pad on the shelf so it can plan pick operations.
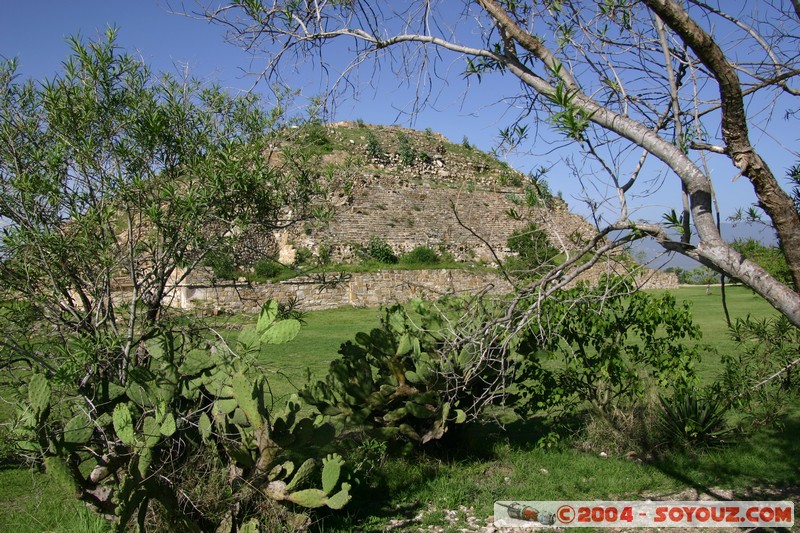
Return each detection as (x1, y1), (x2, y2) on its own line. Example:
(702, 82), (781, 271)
(286, 488), (328, 508)
(28, 374), (51, 419)
(321, 453), (344, 495)
(63, 413), (93, 444)
(285, 458), (315, 492)
(261, 319), (301, 345)
(113, 403), (135, 446)
(326, 483), (352, 510)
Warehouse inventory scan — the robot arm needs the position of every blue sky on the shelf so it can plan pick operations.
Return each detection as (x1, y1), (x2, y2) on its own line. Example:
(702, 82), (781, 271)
(2, 1), (797, 225)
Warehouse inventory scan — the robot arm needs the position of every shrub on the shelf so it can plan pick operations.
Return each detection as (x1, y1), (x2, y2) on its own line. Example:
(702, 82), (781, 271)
(505, 222), (559, 278)
(516, 278), (702, 428)
(397, 132), (416, 166)
(658, 387), (732, 448)
(722, 314), (800, 426)
(400, 246), (440, 265)
(364, 236), (398, 264)
(318, 243), (332, 265)
(365, 130), (385, 161)
(294, 246), (314, 265)
(301, 299), (530, 446)
(299, 123), (333, 154)
(205, 251), (238, 280)
(0, 33), (338, 531)
(498, 171), (523, 187)
(12, 302), (352, 530)
(254, 258), (287, 279)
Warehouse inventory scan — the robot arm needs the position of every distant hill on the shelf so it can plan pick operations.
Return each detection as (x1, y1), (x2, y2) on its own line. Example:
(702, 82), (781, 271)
(629, 222), (778, 270)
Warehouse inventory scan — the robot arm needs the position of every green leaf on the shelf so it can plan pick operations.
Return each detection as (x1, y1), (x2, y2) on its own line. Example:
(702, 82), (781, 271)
(198, 412), (212, 440)
(256, 300), (279, 333)
(287, 488), (328, 508)
(388, 310), (406, 335)
(396, 333), (413, 356)
(405, 370), (422, 384)
(240, 519), (260, 533)
(159, 412), (176, 437)
(261, 319), (301, 344)
(113, 403), (135, 446)
(28, 374), (51, 418)
(406, 401), (436, 419)
(63, 413), (93, 444)
(383, 406), (407, 423)
(107, 382), (127, 401)
(354, 332), (371, 346)
(455, 409), (467, 423)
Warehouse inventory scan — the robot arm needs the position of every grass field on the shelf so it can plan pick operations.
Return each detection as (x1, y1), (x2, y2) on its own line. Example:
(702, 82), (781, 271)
(1, 286), (798, 532)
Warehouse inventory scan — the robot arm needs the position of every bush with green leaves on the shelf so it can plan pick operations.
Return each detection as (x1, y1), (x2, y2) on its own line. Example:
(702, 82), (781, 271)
(363, 236), (398, 264)
(365, 130), (385, 161)
(205, 250), (239, 280)
(722, 314), (800, 426)
(515, 278), (702, 436)
(294, 246), (314, 265)
(298, 123), (333, 154)
(12, 302), (351, 531)
(658, 386), (732, 449)
(396, 131), (417, 166)
(254, 258), (288, 279)
(400, 245), (440, 266)
(505, 222), (560, 278)
(0, 32), (341, 531)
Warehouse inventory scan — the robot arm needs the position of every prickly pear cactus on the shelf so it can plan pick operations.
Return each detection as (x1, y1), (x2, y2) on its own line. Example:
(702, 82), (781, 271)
(301, 299), (509, 445)
(28, 374), (51, 421)
(280, 453), (352, 509)
(13, 300), (352, 532)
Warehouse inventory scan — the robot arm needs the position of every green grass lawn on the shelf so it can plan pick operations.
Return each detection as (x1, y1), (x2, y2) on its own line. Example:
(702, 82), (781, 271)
(1, 286), (797, 532)
(252, 306), (383, 404)
(668, 285), (780, 381)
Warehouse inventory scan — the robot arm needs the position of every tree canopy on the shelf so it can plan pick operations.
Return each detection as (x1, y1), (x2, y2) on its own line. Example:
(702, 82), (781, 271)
(0, 29), (333, 529)
(194, 0), (800, 327)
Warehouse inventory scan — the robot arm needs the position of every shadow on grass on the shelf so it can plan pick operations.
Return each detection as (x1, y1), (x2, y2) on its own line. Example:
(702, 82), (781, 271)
(649, 411), (800, 500)
(310, 460), (436, 532)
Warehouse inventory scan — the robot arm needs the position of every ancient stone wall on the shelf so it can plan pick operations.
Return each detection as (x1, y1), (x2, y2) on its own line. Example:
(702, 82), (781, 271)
(110, 123), (678, 314)
(146, 265), (679, 314)
(289, 179), (595, 263)
(172, 269), (513, 313)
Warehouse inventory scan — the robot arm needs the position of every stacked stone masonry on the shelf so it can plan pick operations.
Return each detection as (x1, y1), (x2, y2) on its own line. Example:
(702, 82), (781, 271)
(270, 122), (598, 264)
(162, 266), (678, 314)
(128, 123), (678, 314)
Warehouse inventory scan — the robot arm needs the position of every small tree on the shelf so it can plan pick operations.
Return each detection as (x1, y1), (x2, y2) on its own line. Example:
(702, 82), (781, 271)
(196, 0), (800, 392)
(0, 30), (348, 530)
(505, 222), (560, 278)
